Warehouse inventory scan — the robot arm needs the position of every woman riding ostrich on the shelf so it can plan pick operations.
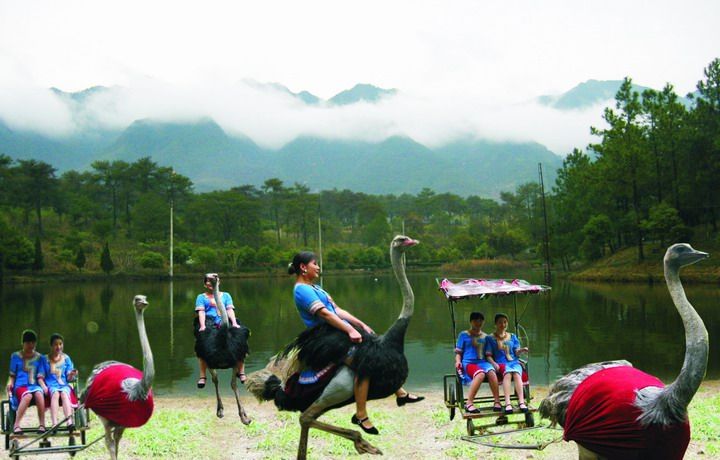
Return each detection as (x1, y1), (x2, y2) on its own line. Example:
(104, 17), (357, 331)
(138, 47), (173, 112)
(539, 243), (709, 460)
(81, 295), (154, 460)
(194, 273), (251, 424)
(247, 234), (420, 459)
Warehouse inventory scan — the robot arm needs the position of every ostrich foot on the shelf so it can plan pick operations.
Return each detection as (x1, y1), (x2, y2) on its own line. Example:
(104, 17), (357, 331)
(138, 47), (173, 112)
(216, 406), (224, 418)
(353, 436), (382, 455)
(239, 407), (251, 425)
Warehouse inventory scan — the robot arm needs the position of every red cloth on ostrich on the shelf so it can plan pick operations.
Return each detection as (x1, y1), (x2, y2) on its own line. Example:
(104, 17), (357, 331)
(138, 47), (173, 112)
(564, 366), (690, 460)
(83, 364), (154, 428)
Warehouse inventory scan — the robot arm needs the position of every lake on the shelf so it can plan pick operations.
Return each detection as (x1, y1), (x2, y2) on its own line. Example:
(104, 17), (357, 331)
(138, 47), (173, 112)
(1, 273), (718, 397)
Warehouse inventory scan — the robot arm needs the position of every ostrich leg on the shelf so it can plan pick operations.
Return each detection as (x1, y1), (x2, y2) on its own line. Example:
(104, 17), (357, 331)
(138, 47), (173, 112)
(231, 370), (251, 425)
(112, 426), (125, 460)
(100, 420), (117, 460)
(210, 369), (224, 418)
(296, 367), (382, 459)
(298, 407), (382, 459)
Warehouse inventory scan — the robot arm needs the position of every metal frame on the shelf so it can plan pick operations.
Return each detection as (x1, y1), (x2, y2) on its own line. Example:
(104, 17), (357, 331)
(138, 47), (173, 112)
(2, 380), (101, 458)
(438, 277), (555, 447)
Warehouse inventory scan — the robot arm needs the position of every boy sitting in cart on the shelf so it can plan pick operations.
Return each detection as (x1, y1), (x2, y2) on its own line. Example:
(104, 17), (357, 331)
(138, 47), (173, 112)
(5, 330), (48, 435)
(454, 312), (501, 413)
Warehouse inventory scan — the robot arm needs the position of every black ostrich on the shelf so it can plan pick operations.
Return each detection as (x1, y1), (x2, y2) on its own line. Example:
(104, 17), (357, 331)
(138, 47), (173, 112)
(194, 274), (252, 424)
(538, 243), (709, 459)
(81, 295), (154, 460)
(247, 235), (418, 459)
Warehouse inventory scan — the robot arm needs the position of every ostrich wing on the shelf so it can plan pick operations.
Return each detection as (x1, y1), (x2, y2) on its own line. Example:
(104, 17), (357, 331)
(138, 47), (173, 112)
(195, 324), (250, 370)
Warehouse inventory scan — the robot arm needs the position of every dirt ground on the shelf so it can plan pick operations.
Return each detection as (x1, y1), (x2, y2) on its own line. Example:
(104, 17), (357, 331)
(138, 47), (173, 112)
(165, 381), (719, 459)
(6, 381), (719, 459)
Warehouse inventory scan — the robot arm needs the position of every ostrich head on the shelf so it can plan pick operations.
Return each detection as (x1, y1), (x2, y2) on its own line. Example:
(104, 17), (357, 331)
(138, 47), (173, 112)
(134, 294), (148, 313)
(206, 273), (219, 289)
(664, 243), (708, 270)
(391, 235), (418, 253)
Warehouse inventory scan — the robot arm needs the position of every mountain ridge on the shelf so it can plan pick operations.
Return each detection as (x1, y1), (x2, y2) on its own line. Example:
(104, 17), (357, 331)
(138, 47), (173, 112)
(4, 80), (655, 197)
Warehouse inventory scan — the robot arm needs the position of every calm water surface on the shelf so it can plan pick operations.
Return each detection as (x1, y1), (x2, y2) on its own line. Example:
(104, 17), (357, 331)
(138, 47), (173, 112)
(1, 273), (718, 396)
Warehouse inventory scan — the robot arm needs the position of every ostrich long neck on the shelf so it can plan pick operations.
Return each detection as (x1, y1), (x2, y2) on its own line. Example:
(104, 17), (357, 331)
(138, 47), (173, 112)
(382, 247), (414, 349)
(134, 307), (154, 399)
(212, 287), (230, 327)
(660, 262), (709, 408)
(394, 250), (414, 320)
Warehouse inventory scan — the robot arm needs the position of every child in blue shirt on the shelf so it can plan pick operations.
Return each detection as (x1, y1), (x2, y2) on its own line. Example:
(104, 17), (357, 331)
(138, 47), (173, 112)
(6, 330), (48, 435)
(194, 273), (246, 387)
(487, 313), (529, 414)
(454, 312), (501, 413)
(45, 333), (78, 432)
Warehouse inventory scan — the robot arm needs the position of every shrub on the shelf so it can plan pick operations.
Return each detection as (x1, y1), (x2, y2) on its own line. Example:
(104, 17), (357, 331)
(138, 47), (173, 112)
(139, 251), (165, 269)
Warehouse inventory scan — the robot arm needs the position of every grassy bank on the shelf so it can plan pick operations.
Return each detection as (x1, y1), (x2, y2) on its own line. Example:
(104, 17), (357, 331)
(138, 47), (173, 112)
(565, 238), (720, 283)
(16, 382), (720, 459)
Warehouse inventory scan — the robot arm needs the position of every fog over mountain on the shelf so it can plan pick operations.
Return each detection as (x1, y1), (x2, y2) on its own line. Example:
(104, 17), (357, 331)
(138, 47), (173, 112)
(0, 78), (691, 197)
(2, 78), (618, 153)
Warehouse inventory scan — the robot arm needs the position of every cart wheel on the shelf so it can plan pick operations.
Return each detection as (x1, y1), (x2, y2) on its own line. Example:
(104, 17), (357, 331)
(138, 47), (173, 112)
(448, 386), (457, 420)
(40, 439), (51, 448)
(466, 418), (475, 436)
(525, 411), (535, 427)
(69, 435), (76, 457)
(495, 415), (508, 425)
(7, 409), (16, 432)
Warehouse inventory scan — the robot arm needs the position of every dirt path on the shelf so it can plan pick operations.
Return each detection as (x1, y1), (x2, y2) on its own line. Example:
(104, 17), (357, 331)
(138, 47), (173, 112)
(9, 381), (719, 459)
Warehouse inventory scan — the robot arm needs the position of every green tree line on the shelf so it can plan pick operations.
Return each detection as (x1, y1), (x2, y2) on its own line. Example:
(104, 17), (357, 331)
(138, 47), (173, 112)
(550, 58), (720, 268)
(1, 58), (718, 277)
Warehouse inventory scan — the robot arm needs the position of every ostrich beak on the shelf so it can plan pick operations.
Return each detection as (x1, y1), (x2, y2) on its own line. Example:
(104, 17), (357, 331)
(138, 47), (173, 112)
(688, 249), (709, 265)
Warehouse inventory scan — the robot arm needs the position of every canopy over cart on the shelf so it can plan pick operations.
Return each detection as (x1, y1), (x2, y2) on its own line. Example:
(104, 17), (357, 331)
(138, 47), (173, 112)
(438, 277), (556, 448)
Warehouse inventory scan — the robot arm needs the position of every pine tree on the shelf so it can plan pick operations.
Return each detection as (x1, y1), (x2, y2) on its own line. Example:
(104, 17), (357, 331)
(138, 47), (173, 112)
(74, 247), (86, 272)
(32, 234), (44, 271)
(100, 242), (114, 275)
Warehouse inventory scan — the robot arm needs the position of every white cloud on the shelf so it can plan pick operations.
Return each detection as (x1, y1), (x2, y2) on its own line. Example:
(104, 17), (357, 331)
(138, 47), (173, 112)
(0, 0), (717, 153)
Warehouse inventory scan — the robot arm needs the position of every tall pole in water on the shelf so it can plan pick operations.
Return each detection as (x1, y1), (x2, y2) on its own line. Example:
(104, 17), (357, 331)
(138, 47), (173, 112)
(169, 198), (174, 278)
(538, 163), (551, 284)
(169, 170), (176, 278)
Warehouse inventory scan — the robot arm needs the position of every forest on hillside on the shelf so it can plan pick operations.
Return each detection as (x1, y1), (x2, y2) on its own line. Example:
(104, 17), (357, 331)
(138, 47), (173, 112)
(1, 58), (719, 278)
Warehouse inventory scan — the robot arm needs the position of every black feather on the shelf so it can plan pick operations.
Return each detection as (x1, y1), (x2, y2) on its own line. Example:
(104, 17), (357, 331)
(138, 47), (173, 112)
(194, 317), (250, 370)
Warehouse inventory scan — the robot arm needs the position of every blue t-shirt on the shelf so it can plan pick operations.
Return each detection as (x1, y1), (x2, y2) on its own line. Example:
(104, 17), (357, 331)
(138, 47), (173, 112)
(455, 330), (491, 364)
(487, 332), (521, 364)
(9, 351), (46, 388)
(293, 283), (342, 327)
(195, 292), (234, 326)
(45, 353), (75, 390)
(455, 330), (491, 384)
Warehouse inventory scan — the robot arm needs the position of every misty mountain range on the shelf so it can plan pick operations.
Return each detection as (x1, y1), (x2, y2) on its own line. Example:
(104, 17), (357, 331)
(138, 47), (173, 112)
(0, 80), (682, 198)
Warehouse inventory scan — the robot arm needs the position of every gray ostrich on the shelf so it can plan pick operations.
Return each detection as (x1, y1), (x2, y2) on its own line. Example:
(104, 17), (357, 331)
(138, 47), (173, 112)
(539, 243), (709, 460)
(193, 274), (251, 424)
(247, 235), (418, 459)
(81, 295), (154, 460)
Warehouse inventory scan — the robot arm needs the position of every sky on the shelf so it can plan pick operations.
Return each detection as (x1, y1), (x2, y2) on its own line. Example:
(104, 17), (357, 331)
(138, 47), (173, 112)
(1, 0), (719, 154)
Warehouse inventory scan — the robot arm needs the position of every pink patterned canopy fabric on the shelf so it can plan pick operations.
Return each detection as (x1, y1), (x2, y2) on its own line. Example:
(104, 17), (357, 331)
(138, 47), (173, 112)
(438, 278), (549, 299)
